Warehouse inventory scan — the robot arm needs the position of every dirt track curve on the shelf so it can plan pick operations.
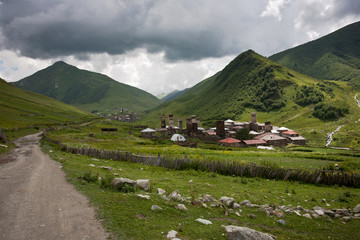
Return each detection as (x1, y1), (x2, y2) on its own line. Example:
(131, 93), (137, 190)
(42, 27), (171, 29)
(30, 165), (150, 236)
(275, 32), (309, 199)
(0, 132), (109, 240)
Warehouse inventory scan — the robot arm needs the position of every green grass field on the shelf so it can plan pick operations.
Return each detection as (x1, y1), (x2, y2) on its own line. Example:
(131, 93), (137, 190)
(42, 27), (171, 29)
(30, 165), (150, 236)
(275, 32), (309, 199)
(43, 139), (360, 240)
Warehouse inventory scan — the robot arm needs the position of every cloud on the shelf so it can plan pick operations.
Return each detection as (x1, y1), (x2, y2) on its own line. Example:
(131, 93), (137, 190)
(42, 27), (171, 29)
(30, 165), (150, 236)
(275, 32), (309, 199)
(1, 0), (360, 95)
(261, 0), (291, 21)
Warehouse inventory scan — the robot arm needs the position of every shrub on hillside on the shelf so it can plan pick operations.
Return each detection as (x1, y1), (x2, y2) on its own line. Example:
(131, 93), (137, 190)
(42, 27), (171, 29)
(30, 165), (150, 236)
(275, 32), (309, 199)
(295, 85), (324, 106)
(312, 101), (349, 120)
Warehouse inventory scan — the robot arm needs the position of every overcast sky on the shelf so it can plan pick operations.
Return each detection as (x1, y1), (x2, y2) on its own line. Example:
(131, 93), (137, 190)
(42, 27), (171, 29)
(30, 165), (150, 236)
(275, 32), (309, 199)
(1, 0), (360, 95)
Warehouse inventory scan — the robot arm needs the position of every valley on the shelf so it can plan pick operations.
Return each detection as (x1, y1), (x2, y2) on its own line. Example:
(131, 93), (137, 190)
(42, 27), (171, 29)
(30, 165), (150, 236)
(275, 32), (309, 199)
(1, 20), (360, 240)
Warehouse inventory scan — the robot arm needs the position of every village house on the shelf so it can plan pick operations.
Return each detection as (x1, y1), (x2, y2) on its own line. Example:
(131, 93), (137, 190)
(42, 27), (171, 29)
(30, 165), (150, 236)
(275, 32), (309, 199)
(218, 137), (242, 147)
(141, 128), (156, 138)
(253, 132), (288, 147)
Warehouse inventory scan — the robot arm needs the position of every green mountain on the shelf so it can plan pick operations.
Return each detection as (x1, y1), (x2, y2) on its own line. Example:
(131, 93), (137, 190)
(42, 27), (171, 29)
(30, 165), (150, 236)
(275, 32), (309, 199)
(162, 88), (189, 102)
(143, 50), (360, 148)
(12, 61), (161, 113)
(269, 21), (360, 88)
(0, 78), (93, 129)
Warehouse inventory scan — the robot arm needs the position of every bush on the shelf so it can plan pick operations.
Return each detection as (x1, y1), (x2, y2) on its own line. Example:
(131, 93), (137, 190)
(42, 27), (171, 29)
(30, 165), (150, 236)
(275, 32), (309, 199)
(80, 171), (98, 183)
(312, 101), (349, 120)
(295, 85), (324, 106)
(100, 175), (114, 189)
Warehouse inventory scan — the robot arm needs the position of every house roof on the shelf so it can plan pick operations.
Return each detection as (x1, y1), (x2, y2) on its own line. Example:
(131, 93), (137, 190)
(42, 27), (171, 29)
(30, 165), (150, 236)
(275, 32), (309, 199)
(219, 138), (241, 144)
(282, 131), (298, 135)
(289, 136), (306, 140)
(249, 130), (260, 135)
(243, 139), (266, 145)
(254, 133), (287, 141)
(278, 127), (289, 131)
(225, 119), (234, 123)
(141, 128), (155, 133)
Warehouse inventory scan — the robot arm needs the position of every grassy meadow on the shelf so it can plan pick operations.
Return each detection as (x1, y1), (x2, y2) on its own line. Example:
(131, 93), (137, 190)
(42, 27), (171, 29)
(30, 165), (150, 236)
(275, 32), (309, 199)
(43, 130), (360, 240)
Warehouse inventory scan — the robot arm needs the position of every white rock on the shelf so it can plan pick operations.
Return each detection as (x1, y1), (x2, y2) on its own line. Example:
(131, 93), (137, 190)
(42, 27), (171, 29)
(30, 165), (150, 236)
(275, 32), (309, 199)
(354, 204), (360, 213)
(312, 214), (319, 219)
(92, 158), (99, 161)
(166, 230), (178, 239)
(195, 218), (212, 225)
(175, 204), (188, 211)
(136, 179), (150, 192)
(137, 194), (150, 200)
(233, 203), (240, 209)
(224, 225), (275, 240)
(293, 210), (301, 216)
(169, 190), (185, 202)
(99, 166), (113, 171)
(220, 197), (235, 207)
(240, 200), (251, 206)
(303, 213), (312, 219)
(88, 164), (95, 167)
(157, 188), (166, 195)
(314, 209), (324, 216)
(151, 205), (163, 211)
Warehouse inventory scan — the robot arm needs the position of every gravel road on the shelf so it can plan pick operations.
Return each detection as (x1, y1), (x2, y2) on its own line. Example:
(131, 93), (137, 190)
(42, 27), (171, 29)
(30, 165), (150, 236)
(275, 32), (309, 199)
(0, 132), (109, 240)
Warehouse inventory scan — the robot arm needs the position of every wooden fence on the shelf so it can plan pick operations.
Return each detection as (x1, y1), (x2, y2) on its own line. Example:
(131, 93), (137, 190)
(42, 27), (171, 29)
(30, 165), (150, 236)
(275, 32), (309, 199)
(45, 136), (360, 188)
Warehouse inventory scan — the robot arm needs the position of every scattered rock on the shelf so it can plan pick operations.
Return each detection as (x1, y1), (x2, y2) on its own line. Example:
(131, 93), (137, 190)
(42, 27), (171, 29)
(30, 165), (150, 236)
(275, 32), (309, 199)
(0, 129), (7, 143)
(202, 194), (215, 203)
(113, 173), (119, 176)
(293, 210), (301, 216)
(157, 188), (166, 195)
(233, 203), (240, 209)
(136, 179), (150, 192)
(169, 190), (185, 202)
(354, 204), (360, 213)
(273, 210), (285, 218)
(92, 158), (99, 161)
(303, 213), (312, 220)
(112, 177), (136, 188)
(224, 225), (275, 240)
(277, 219), (286, 226)
(188, 179), (193, 183)
(137, 194), (150, 200)
(195, 218), (212, 225)
(322, 198), (327, 203)
(324, 210), (336, 218)
(161, 195), (171, 201)
(151, 205), (163, 211)
(312, 214), (319, 219)
(354, 213), (360, 218)
(99, 166), (112, 171)
(314, 209), (324, 216)
(166, 230), (178, 239)
(240, 200), (251, 206)
(247, 214), (256, 219)
(220, 197), (235, 207)
(88, 164), (95, 167)
(343, 216), (351, 222)
(175, 204), (188, 211)
(202, 203), (208, 208)
(335, 209), (350, 216)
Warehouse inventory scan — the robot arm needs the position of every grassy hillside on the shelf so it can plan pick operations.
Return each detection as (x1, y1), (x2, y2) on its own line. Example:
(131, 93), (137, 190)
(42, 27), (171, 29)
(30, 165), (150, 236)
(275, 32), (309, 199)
(0, 78), (93, 129)
(269, 21), (360, 88)
(12, 61), (161, 113)
(161, 88), (189, 102)
(143, 50), (360, 148)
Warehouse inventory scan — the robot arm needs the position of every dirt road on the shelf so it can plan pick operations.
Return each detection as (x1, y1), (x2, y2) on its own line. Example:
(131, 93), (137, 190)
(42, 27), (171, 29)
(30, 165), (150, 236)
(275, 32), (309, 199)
(0, 132), (109, 240)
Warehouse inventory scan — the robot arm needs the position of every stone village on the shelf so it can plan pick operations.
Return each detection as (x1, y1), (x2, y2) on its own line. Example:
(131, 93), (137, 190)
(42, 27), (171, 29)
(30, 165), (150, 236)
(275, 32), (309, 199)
(140, 112), (307, 148)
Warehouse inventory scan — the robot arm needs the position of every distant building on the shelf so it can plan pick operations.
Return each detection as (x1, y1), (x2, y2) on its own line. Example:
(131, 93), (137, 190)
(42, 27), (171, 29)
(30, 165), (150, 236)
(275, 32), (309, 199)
(218, 137), (242, 147)
(289, 136), (307, 145)
(254, 133), (288, 147)
(141, 128), (156, 138)
(243, 139), (267, 147)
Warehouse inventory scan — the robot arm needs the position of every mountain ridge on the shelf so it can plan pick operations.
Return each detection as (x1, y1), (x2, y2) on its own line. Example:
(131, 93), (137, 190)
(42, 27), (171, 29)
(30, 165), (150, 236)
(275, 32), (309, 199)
(12, 61), (161, 113)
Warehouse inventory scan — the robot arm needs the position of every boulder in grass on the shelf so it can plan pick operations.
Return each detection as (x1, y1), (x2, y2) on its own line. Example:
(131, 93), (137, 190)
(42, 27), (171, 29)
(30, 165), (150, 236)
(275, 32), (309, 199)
(136, 179), (150, 192)
(112, 177), (136, 188)
(220, 197), (235, 207)
(353, 204), (360, 213)
(195, 218), (212, 225)
(175, 204), (188, 211)
(166, 230), (178, 239)
(157, 188), (166, 195)
(224, 225), (275, 240)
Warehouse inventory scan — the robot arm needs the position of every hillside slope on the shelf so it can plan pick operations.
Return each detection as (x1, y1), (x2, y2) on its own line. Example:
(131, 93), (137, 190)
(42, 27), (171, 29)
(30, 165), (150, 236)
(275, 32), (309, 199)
(269, 21), (360, 88)
(12, 61), (161, 113)
(143, 50), (360, 148)
(0, 78), (93, 129)
(161, 88), (189, 102)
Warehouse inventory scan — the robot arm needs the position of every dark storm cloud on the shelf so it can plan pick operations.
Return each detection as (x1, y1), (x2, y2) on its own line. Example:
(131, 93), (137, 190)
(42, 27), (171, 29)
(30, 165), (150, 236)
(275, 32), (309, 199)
(0, 0), (263, 61)
(0, 0), (360, 61)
